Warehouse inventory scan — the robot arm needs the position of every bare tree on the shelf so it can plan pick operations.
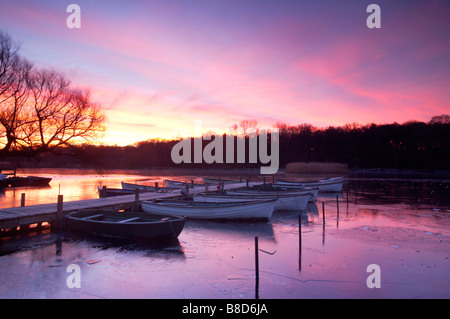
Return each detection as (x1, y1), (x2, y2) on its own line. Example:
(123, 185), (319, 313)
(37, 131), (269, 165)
(239, 119), (258, 135)
(429, 114), (450, 125)
(0, 30), (105, 158)
(0, 30), (21, 100)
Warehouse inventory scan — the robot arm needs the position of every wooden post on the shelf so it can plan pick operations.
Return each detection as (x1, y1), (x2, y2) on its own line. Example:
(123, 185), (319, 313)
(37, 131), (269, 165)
(102, 185), (107, 198)
(134, 188), (140, 211)
(346, 190), (349, 207)
(298, 213), (302, 271)
(185, 184), (189, 195)
(246, 178), (249, 188)
(322, 201), (325, 227)
(255, 236), (259, 300)
(155, 182), (159, 192)
(272, 175), (275, 184)
(263, 177), (266, 185)
(191, 179), (194, 188)
(336, 194), (340, 219)
(21, 193), (25, 207)
(57, 194), (64, 230)
(135, 188), (140, 201)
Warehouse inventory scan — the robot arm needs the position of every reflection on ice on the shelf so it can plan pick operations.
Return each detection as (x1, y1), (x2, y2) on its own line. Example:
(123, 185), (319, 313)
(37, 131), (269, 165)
(1, 171), (450, 298)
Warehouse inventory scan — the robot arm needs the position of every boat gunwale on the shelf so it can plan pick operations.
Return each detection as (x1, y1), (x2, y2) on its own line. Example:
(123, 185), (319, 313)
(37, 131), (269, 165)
(144, 198), (277, 208)
(65, 210), (186, 226)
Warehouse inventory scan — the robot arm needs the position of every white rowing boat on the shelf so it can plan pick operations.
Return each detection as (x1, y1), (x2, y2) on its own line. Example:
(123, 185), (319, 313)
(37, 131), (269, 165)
(194, 192), (309, 211)
(164, 179), (203, 189)
(141, 198), (276, 220)
(226, 187), (319, 202)
(121, 181), (174, 192)
(201, 177), (243, 185)
(275, 176), (344, 192)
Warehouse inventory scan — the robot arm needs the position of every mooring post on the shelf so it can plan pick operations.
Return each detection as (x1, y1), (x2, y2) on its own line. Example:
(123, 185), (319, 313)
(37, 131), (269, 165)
(255, 236), (259, 299)
(21, 193), (25, 207)
(298, 213), (302, 271)
(346, 190), (349, 207)
(155, 182), (159, 192)
(57, 194), (64, 230)
(246, 178), (249, 187)
(322, 201), (325, 227)
(135, 188), (140, 201)
(134, 188), (140, 211)
(336, 194), (340, 219)
(191, 179), (194, 189)
(102, 185), (107, 198)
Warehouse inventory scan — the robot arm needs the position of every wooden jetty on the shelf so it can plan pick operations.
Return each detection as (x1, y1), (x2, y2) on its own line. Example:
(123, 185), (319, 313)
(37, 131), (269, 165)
(0, 181), (255, 231)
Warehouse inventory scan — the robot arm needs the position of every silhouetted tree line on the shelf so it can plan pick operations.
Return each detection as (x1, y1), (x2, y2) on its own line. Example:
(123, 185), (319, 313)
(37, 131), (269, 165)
(276, 118), (449, 170)
(14, 116), (450, 171)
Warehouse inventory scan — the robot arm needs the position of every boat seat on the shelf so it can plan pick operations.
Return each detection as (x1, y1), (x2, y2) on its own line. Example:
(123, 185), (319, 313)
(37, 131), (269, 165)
(81, 214), (104, 220)
(117, 217), (141, 223)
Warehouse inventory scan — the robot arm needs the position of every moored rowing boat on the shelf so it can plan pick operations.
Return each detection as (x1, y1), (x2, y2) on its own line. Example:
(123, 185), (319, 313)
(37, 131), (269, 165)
(193, 192), (309, 211)
(121, 181), (175, 192)
(226, 187), (319, 202)
(201, 177), (243, 185)
(275, 176), (344, 192)
(141, 198), (276, 220)
(65, 209), (185, 239)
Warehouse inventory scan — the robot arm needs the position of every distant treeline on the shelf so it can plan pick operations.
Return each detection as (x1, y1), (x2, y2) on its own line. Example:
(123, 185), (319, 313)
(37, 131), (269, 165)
(7, 118), (450, 171)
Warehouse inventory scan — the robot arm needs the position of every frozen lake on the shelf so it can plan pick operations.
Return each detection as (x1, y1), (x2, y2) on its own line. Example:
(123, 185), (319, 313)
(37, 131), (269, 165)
(0, 169), (449, 299)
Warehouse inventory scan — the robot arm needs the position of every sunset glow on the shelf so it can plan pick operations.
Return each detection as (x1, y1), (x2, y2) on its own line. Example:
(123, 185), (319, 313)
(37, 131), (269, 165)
(1, 0), (449, 145)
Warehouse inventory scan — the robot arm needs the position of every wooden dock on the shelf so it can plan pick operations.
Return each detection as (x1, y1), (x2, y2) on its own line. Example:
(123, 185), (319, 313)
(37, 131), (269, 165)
(0, 182), (255, 231)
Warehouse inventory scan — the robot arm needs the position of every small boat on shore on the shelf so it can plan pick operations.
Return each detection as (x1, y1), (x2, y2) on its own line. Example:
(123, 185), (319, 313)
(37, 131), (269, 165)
(0, 175), (52, 188)
(194, 192), (309, 211)
(65, 209), (185, 239)
(141, 198), (276, 220)
(227, 186), (319, 202)
(275, 177), (343, 192)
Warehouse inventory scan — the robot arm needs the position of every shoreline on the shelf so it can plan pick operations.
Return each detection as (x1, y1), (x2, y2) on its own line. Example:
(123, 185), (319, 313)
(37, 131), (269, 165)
(13, 166), (450, 180)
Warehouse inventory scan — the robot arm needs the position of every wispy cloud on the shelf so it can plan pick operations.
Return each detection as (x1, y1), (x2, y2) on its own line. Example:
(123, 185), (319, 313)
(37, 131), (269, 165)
(1, 0), (449, 144)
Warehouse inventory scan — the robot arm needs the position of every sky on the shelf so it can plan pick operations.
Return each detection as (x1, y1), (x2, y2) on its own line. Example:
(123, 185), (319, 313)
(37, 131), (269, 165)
(1, 0), (449, 145)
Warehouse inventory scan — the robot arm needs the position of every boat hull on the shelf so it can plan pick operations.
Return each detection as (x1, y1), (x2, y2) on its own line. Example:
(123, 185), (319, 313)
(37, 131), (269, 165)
(227, 187), (318, 202)
(275, 176), (344, 192)
(275, 181), (343, 192)
(0, 176), (52, 188)
(142, 199), (275, 220)
(194, 193), (309, 211)
(201, 177), (242, 185)
(98, 187), (137, 198)
(121, 181), (174, 192)
(65, 210), (185, 239)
